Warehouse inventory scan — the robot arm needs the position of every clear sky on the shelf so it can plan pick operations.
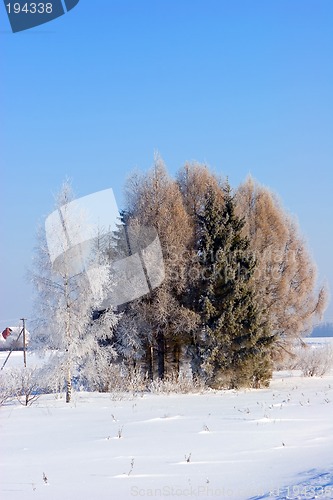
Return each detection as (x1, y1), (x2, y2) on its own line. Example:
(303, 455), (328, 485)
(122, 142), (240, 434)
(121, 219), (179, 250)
(1, 0), (332, 331)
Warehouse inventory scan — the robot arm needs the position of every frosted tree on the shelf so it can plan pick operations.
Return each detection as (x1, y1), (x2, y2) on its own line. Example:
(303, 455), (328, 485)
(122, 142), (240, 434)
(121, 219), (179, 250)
(177, 162), (223, 222)
(120, 154), (198, 379)
(236, 177), (328, 357)
(30, 182), (118, 402)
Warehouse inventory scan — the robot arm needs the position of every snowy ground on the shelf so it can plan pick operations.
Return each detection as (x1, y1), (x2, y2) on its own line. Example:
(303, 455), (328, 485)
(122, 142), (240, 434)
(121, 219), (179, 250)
(1, 344), (333, 500)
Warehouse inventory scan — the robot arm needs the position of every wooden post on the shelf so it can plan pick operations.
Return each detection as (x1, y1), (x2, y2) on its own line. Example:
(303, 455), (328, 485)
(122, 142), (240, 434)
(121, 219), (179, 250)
(0, 328), (23, 370)
(20, 318), (27, 368)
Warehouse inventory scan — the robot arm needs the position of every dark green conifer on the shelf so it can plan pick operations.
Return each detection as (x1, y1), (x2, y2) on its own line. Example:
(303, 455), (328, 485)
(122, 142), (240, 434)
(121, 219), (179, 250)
(197, 182), (274, 388)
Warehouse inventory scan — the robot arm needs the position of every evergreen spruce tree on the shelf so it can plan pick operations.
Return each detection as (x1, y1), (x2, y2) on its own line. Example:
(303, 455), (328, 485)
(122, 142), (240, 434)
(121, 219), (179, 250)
(197, 182), (274, 389)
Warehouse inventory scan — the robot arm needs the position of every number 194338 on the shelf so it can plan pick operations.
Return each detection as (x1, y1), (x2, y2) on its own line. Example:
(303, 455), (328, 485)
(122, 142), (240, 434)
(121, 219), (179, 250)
(6, 2), (53, 14)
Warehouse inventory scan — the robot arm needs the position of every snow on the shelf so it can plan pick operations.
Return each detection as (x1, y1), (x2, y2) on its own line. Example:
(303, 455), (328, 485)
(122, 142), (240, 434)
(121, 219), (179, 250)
(1, 343), (333, 500)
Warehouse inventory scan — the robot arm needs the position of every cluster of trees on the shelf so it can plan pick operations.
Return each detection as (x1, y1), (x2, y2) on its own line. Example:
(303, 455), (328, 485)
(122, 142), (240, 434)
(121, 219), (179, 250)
(31, 157), (327, 400)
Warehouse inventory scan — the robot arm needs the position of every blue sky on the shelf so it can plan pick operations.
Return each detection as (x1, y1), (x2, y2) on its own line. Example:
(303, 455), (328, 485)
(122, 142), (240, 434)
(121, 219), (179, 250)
(1, 0), (332, 330)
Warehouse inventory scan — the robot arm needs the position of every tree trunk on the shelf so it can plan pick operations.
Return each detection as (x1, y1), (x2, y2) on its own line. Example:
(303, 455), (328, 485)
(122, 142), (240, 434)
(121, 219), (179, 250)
(66, 364), (71, 403)
(174, 342), (181, 376)
(145, 345), (154, 381)
(190, 339), (202, 380)
(157, 332), (165, 380)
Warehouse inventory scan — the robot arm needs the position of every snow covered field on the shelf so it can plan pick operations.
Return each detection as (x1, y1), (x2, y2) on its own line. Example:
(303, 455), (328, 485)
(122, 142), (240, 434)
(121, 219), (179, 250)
(1, 344), (333, 500)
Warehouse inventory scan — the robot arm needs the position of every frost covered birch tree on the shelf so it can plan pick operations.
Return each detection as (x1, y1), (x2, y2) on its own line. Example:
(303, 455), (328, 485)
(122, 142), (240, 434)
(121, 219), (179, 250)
(30, 182), (118, 402)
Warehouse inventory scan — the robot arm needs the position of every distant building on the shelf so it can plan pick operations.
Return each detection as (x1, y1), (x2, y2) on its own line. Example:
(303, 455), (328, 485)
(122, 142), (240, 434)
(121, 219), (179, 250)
(0, 326), (29, 350)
